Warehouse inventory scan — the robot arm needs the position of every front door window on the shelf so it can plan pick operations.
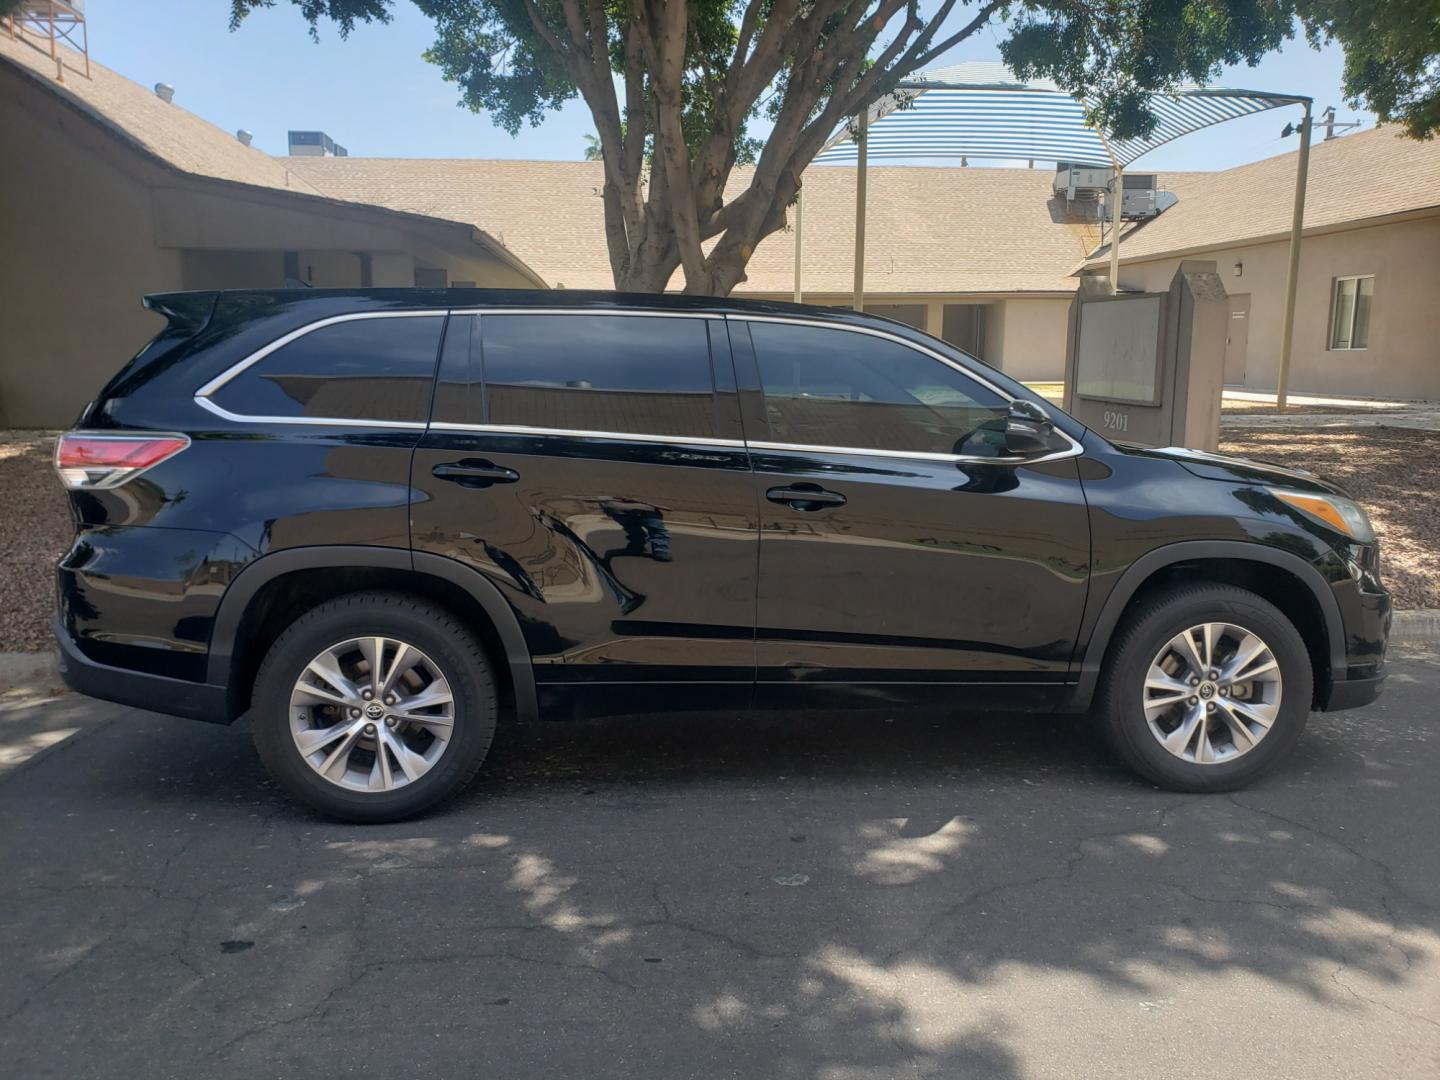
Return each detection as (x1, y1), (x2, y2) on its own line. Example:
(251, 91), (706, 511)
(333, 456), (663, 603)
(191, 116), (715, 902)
(746, 321), (1011, 457)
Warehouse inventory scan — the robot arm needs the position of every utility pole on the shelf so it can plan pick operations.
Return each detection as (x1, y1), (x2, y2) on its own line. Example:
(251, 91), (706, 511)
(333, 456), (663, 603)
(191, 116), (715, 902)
(1276, 100), (1313, 410)
(852, 109), (868, 312)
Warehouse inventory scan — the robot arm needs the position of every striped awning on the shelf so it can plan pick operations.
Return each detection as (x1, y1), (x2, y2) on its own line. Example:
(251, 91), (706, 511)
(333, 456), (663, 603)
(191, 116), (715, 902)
(816, 62), (1305, 167)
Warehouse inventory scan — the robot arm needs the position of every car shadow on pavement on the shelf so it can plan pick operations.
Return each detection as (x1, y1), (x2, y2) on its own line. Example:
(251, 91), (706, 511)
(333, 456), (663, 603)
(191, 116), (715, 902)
(1, 683), (1435, 1078)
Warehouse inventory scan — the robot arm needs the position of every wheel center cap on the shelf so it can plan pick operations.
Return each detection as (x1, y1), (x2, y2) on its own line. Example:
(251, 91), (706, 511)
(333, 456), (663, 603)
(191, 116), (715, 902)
(364, 701), (386, 720)
(1198, 682), (1216, 700)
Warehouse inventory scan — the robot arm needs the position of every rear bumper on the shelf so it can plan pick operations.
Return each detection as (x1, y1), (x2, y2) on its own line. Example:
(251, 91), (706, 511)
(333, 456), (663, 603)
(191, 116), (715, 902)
(53, 616), (230, 724)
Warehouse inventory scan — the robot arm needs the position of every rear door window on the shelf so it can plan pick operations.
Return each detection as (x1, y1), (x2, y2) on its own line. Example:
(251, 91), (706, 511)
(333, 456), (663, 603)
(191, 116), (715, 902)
(210, 315), (444, 423)
(745, 321), (1010, 456)
(477, 314), (719, 439)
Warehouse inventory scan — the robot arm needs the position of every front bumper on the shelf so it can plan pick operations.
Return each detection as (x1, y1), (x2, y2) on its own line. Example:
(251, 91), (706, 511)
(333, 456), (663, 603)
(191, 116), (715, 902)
(1322, 671), (1386, 711)
(54, 616), (230, 723)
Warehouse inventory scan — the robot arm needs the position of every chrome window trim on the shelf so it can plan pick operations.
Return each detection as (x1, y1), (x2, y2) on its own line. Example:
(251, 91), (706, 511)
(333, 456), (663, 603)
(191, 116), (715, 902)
(728, 313), (1016, 403)
(195, 307), (723, 431)
(190, 306), (1082, 464)
(727, 313), (1083, 465)
(193, 309), (450, 399)
(746, 437), (1083, 466)
(444, 308), (723, 320)
(428, 420), (744, 449)
(193, 395), (428, 430)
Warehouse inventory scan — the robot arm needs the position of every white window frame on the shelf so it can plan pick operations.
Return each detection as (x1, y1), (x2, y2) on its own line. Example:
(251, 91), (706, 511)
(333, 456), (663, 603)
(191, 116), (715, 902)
(1328, 275), (1374, 352)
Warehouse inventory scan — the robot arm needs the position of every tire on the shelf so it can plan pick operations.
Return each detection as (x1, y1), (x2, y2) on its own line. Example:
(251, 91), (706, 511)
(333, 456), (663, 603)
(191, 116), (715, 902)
(251, 591), (498, 823)
(1096, 583), (1312, 793)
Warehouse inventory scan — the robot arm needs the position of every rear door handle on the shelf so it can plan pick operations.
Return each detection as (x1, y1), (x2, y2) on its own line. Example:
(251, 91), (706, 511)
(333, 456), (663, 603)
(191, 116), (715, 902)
(766, 484), (847, 511)
(432, 460), (520, 486)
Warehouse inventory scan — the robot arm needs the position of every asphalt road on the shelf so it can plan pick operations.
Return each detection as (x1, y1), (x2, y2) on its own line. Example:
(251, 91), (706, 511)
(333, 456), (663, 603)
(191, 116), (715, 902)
(2, 649), (1437, 1079)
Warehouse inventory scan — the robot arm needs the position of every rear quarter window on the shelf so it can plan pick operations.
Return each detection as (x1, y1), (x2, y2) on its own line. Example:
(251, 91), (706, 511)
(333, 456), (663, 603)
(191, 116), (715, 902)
(209, 315), (445, 423)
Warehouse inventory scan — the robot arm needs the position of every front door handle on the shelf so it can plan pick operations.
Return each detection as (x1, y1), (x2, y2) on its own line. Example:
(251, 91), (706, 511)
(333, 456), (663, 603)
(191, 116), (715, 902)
(766, 484), (847, 511)
(432, 460), (520, 486)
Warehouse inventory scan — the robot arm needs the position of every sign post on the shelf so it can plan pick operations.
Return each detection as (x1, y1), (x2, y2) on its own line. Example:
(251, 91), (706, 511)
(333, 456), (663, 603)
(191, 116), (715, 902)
(1063, 261), (1228, 451)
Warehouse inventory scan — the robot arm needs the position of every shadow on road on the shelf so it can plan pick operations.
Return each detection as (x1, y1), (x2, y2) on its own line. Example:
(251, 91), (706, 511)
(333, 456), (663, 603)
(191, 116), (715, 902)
(1, 670), (1436, 1078)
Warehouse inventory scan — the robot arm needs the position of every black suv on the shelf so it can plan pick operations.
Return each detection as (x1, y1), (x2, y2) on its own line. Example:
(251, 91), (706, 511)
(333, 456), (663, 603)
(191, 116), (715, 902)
(54, 289), (1391, 821)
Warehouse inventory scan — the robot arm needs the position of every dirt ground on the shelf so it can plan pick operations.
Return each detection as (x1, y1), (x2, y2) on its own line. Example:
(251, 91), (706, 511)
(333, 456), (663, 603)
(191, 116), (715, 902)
(1220, 425), (1438, 608)
(0, 435), (69, 651)
(0, 426), (1432, 653)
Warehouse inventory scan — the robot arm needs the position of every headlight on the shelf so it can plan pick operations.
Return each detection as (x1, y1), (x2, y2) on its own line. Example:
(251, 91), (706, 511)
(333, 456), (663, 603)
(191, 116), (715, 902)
(1270, 488), (1375, 543)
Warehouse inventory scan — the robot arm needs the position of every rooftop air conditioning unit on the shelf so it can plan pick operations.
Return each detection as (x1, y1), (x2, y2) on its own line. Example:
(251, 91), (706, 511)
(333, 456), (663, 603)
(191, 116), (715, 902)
(1054, 162), (1113, 202)
(288, 130), (348, 157)
(1103, 173), (1161, 220)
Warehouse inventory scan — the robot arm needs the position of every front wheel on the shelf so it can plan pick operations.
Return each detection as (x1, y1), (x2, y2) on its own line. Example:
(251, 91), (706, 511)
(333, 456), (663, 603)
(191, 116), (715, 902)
(251, 592), (498, 822)
(1097, 584), (1313, 792)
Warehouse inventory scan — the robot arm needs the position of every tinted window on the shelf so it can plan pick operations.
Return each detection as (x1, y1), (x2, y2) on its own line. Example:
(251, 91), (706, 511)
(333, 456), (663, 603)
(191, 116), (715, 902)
(481, 315), (717, 438)
(431, 314), (476, 424)
(212, 315), (444, 422)
(748, 322), (1010, 456)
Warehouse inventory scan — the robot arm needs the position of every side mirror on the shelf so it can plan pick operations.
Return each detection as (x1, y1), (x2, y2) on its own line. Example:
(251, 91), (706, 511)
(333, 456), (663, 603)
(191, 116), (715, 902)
(1004, 400), (1060, 456)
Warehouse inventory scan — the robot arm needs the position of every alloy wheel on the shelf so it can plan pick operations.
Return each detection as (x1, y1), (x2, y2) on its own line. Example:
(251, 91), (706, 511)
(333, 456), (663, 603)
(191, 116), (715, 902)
(1142, 622), (1282, 764)
(288, 636), (455, 792)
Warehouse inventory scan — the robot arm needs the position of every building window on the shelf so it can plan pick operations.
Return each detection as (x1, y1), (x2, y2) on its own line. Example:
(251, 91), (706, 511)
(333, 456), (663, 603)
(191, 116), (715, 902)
(1329, 275), (1374, 351)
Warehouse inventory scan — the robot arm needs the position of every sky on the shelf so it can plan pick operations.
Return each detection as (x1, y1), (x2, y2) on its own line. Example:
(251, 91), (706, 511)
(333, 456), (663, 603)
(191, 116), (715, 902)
(87, 0), (1373, 172)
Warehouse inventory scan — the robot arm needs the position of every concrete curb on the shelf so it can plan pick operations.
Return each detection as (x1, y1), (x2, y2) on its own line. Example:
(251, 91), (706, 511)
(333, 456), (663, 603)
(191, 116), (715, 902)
(1390, 609), (1440, 645)
(2, 608), (1438, 696)
(0, 651), (59, 695)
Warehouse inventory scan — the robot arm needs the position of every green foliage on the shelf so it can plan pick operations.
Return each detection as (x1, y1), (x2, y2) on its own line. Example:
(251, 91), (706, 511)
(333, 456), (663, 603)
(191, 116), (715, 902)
(1298, 0), (1440, 139)
(228, 0), (1440, 293)
(229, 0), (393, 39)
(1000, 1), (1295, 140)
(1003, 1), (1440, 141)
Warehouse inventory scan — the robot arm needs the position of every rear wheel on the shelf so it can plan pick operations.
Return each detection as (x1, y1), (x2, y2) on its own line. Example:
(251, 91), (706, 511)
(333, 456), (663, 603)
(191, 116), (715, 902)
(252, 592), (497, 822)
(1097, 584), (1312, 792)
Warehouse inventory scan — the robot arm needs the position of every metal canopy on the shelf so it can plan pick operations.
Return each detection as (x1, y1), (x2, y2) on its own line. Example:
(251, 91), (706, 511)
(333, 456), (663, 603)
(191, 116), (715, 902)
(816, 62), (1305, 167)
(799, 61), (1314, 406)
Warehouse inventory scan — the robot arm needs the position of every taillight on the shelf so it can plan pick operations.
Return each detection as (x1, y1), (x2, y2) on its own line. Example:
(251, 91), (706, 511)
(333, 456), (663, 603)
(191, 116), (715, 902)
(54, 432), (190, 490)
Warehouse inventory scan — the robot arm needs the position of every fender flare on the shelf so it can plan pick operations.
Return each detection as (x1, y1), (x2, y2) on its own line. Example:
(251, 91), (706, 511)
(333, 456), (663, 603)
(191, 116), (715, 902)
(1070, 540), (1346, 709)
(207, 545), (537, 722)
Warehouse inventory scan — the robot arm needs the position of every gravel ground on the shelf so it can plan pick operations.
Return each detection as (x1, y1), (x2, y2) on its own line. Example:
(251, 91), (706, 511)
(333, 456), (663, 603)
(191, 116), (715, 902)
(0, 425), (1431, 653)
(1221, 425), (1439, 608)
(0, 435), (68, 652)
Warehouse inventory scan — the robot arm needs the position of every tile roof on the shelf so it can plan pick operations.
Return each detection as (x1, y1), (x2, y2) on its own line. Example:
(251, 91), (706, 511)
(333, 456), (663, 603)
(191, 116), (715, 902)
(1090, 125), (1440, 265)
(0, 32), (321, 196)
(287, 156), (1104, 294)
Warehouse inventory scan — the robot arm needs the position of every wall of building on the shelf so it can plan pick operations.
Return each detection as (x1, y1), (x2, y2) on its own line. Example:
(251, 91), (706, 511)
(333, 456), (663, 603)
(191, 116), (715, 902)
(1, 62), (543, 428)
(181, 250), (286, 290)
(990, 299), (1072, 382)
(1116, 215), (1440, 399)
(0, 66), (179, 427)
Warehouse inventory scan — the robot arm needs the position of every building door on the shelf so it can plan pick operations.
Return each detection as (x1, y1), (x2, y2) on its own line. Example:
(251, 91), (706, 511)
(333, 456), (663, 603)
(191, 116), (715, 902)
(943, 304), (988, 360)
(1224, 295), (1250, 385)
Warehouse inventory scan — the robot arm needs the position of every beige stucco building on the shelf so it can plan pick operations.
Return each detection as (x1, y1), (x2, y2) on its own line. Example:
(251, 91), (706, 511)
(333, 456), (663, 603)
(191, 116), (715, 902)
(291, 127), (1440, 401)
(285, 156), (1094, 382)
(1084, 126), (1440, 400)
(0, 34), (544, 428)
(4, 28), (1439, 429)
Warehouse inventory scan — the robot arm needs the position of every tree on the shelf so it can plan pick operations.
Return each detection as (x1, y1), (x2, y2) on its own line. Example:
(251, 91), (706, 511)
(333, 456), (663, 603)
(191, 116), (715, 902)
(229, 2), (1437, 295)
(1296, 1), (1440, 141)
